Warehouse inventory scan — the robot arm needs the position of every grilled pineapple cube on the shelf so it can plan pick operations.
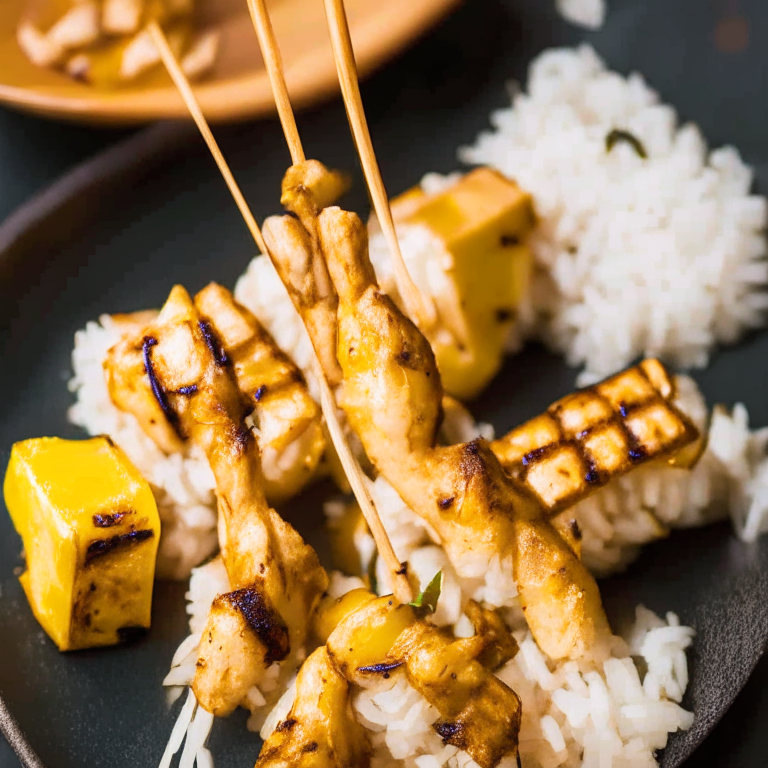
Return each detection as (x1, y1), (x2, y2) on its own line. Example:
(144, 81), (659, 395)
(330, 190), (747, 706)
(384, 168), (535, 400)
(3, 436), (160, 651)
(491, 360), (700, 514)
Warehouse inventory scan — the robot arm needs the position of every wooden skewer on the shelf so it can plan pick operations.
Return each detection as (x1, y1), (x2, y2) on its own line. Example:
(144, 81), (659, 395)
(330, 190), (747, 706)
(315, 372), (412, 603)
(239, 7), (412, 600)
(149, 21), (414, 605)
(245, 0), (305, 166)
(322, 0), (437, 332)
(243, 5), (413, 601)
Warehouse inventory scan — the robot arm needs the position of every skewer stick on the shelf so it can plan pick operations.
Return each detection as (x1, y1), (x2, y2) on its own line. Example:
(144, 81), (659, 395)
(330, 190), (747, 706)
(323, 0), (437, 332)
(148, 21), (268, 257)
(149, 21), (414, 604)
(242, 3), (413, 601)
(245, 0), (305, 166)
(315, 372), (413, 603)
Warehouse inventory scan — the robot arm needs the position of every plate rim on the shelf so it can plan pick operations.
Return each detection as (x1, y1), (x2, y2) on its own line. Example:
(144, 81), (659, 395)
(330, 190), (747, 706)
(0, 121), (195, 258)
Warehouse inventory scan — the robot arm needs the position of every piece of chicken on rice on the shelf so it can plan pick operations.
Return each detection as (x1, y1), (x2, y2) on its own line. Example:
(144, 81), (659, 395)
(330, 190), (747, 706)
(263, 162), (613, 663)
(106, 283), (326, 505)
(106, 285), (328, 715)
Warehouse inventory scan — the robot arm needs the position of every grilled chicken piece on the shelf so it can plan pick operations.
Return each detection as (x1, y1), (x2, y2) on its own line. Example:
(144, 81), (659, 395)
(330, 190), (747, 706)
(490, 360), (699, 514)
(255, 646), (370, 768)
(18, 0), (216, 87)
(263, 193), (611, 662)
(463, 599), (519, 671)
(271, 160), (348, 387)
(196, 588), (290, 713)
(393, 623), (521, 768)
(105, 311), (185, 455)
(106, 283), (325, 503)
(324, 594), (521, 768)
(195, 283), (325, 502)
(264, 590), (520, 768)
(106, 286), (327, 715)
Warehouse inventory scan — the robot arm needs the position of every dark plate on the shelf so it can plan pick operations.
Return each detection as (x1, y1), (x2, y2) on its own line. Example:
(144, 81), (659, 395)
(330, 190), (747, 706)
(2, 1), (768, 766)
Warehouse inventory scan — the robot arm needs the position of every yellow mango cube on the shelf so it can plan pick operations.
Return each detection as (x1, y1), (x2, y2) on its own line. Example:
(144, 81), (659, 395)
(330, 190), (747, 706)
(390, 168), (535, 400)
(3, 436), (160, 651)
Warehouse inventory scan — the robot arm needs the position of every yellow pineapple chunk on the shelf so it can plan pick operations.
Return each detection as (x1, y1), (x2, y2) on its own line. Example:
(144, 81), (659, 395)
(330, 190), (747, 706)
(3, 436), (160, 651)
(491, 360), (700, 514)
(388, 168), (535, 400)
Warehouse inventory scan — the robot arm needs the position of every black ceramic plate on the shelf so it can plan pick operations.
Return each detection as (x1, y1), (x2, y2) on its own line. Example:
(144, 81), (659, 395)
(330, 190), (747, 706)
(2, 1), (768, 767)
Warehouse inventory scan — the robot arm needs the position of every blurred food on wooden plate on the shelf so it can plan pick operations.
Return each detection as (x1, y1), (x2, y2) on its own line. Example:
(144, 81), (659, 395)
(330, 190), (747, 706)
(0, 0), (460, 123)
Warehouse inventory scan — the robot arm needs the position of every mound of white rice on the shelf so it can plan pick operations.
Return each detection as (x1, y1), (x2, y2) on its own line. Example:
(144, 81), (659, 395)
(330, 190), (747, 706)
(499, 608), (694, 768)
(166, 536), (697, 768)
(236, 49), (768, 391)
(69, 317), (218, 580)
(707, 404), (768, 541)
(461, 44), (768, 384)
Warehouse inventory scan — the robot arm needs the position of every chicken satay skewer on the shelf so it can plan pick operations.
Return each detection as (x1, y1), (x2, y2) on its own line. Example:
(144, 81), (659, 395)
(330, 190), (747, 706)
(148, 20), (414, 604)
(242, 0), (419, 604)
(242, 0), (607, 647)
(322, 0), (438, 333)
(150, 26), (523, 768)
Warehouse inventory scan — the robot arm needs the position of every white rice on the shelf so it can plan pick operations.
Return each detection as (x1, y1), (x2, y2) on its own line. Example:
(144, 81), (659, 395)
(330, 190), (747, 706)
(707, 404), (768, 541)
(460, 45), (768, 385)
(233, 50), (768, 407)
(237, 45), (768, 391)
(497, 607), (694, 768)
(556, 0), (606, 30)
(69, 317), (218, 580)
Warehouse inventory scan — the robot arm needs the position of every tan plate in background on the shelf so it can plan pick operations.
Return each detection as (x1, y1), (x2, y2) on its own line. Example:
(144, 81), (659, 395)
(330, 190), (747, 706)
(0, 0), (460, 124)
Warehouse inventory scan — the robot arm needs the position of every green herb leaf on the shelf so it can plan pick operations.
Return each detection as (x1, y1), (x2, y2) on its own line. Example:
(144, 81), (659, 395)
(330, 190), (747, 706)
(408, 571), (443, 616)
(605, 128), (648, 159)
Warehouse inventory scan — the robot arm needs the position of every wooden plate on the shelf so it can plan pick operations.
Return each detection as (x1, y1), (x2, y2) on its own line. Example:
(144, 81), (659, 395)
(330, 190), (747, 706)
(0, 0), (460, 124)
